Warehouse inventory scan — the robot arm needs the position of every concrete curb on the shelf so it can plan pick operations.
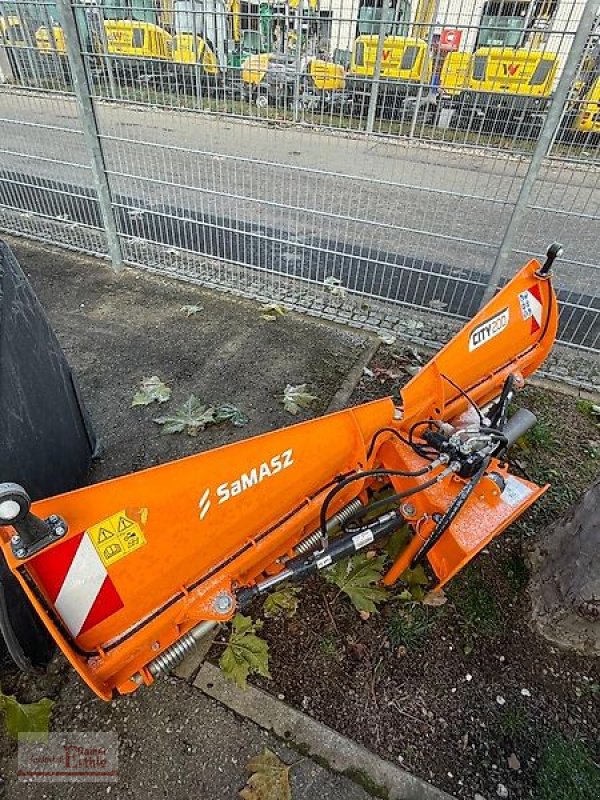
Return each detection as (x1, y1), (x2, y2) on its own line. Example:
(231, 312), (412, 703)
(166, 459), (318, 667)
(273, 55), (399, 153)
(194, 663), (454, 800)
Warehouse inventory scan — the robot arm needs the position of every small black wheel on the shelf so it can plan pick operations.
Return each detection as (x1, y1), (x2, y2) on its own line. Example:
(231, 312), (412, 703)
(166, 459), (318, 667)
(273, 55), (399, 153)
(0, 484), (31, 526)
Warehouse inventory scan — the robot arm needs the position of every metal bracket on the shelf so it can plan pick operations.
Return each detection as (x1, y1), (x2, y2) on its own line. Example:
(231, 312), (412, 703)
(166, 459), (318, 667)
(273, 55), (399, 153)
(0, 482), (68, 559)
(10, 515), (69, 560)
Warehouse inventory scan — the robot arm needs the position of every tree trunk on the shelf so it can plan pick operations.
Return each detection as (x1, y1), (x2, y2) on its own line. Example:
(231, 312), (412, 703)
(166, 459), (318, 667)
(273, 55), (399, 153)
(528, 476), (600, 656)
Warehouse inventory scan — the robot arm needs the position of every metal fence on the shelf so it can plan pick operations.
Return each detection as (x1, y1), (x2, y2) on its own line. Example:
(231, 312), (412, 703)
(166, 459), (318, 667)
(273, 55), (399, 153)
(0, 0), (598, 389)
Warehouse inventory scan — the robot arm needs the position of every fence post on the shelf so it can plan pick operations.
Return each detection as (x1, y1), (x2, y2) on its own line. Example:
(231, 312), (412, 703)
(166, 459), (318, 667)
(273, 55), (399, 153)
(90, 9), (119, 101)
(366, 7), (390, 134)
(480, 0), (598, 308)
(55, 0), (123, 272)
(408, 0), (440, 140)
(293, 0), (304, 123)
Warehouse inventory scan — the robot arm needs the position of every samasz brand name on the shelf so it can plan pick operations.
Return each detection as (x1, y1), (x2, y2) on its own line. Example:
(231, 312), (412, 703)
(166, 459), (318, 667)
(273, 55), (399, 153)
(216, 449), (294, 504)
(468, 308), (509, 351)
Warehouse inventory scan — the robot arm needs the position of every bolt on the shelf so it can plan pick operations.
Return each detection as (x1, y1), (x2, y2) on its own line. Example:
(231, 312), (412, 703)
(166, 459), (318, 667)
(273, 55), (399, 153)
(10, 534), (21, 544)
(15, 548), (26, 558)
(48, 515), (59, 524)
(151, 641), (160, 651)
(131, 673), (143, 685)
(53, 525), (66, 537)
(401, 503), (416, 516)
(213, 592), (234, 615)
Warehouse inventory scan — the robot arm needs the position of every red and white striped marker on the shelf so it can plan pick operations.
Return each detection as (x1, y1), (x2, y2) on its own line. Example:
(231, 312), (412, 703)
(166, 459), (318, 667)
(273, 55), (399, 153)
(30, 532), (124, 638)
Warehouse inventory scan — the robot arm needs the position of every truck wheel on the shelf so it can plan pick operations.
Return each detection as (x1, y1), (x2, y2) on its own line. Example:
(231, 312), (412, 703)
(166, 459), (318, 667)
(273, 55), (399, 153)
(0, 553), (54, 670)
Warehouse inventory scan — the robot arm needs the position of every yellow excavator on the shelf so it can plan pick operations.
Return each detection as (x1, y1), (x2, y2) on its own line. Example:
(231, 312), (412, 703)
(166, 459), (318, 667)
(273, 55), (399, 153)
(34, 0), (225, 90)
(1, 3), (49, 82)
(438, 46), (558, 137)
(565, 38), (600, 141)
(345, 34), (431, 119)
(242, 52), (345, 110)
(439, 41), (599, 142)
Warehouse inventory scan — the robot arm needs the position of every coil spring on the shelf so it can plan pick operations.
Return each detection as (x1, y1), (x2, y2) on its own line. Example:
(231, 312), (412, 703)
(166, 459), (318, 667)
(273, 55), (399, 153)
(148, 621), (217, 677)
(294, 497), (363, 555)
(148, 630), (197, 677)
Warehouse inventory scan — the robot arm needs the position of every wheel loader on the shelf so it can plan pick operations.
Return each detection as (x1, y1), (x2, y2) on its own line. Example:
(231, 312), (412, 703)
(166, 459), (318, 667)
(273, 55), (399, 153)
(0, 243), (565, 701)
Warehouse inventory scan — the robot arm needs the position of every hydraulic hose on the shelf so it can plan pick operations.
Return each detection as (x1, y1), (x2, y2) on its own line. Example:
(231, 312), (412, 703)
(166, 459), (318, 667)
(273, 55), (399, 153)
(319, 464), (435, 544)
(410, 456), (491, 567)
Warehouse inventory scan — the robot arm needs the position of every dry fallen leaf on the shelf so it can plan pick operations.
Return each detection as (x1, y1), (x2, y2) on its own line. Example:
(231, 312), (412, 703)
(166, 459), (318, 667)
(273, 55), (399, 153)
(260, 303), (286, 321)
(131, 376), (171, 407)
(239, 749), (292, 800)
(153, 396), (215, 436)
(281, 384), (318, 415)
(323, 276), (346, 298)
(181, 304), (203, 317)
(422, 589), (448, 607)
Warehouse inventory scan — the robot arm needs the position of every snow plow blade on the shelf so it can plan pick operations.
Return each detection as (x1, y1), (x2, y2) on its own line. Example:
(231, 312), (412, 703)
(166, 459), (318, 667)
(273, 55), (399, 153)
(0, 247), (560, 699)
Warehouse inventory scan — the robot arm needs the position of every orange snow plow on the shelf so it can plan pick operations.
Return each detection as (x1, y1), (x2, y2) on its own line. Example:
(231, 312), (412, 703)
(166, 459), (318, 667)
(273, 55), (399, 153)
(0, 245), (562, 700)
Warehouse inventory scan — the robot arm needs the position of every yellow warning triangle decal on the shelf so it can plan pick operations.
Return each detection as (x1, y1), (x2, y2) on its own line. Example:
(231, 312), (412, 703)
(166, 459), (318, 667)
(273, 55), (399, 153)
(117, 516), (133, 533)
(97, 528), (114, 543)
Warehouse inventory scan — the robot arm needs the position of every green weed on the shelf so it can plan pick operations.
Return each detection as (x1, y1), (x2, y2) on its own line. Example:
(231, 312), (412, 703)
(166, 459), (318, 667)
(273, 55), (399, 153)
(451, 566), (501, 635)
(387, 605), (432, 650)
(499, 705), (528, 737)
(534, 734), (600, 800)
(503, 551), (529, 595)
(319, 634), (342, 661)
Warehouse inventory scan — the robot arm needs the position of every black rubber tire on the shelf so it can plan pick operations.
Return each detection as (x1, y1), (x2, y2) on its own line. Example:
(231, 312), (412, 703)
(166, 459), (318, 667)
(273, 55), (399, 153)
(0, 553), (55, 669)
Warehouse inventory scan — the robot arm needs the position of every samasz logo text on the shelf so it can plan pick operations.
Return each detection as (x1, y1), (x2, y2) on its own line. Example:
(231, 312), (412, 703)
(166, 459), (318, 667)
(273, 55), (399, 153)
(216, 449), (294, 503)
(198, 450), (294, 519)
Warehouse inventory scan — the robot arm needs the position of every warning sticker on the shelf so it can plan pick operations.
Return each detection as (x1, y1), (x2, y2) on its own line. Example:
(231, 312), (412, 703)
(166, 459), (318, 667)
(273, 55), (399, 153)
(518, 290), (533, 321)
(87, 510), (147, 567)
(501, 476), (533, 508)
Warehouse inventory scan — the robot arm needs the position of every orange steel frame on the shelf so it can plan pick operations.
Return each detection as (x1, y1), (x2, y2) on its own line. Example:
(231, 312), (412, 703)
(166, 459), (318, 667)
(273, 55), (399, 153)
(0, 256), (558, 700)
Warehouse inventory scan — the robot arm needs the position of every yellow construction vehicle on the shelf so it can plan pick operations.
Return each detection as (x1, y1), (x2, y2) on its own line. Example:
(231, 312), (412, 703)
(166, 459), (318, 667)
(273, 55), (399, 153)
(438, 47), (558, 137)
(568, 39), (600, 140)
(1, 4), (45, 82)
(171, 31), (220, 81)
(345, 35), (431, 119)
(575, 75), (600, 137)
(242, 50), (344, 109)
(34, 1), (224, 89)
(240, 0), (342, 109)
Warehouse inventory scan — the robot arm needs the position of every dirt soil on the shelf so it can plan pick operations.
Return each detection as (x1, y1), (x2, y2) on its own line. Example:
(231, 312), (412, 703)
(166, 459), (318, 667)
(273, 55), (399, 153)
(3, 237), (366, 484)
(242, 347), (600, 800)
